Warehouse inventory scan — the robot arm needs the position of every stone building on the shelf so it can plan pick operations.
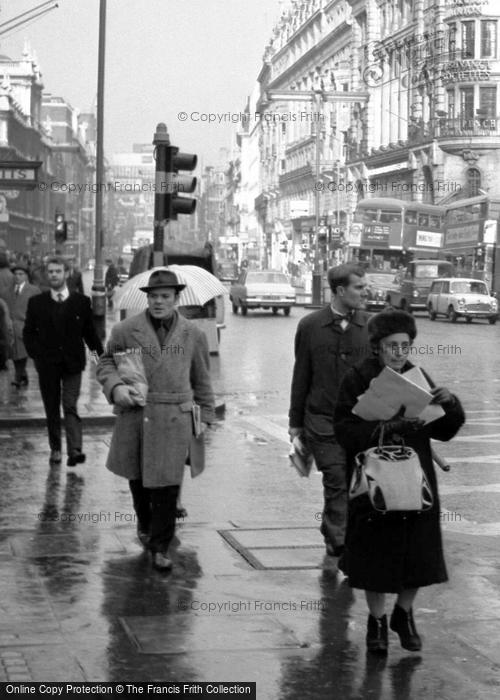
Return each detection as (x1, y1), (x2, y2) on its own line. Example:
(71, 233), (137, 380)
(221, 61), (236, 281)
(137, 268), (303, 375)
(240, 0), (500, 277)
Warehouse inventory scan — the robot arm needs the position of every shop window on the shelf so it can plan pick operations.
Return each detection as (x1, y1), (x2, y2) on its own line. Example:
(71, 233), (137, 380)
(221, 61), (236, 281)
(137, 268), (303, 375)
(461, 21), (475, 59)
(481, 20), (497, 58)
(466, 168), (481, 197)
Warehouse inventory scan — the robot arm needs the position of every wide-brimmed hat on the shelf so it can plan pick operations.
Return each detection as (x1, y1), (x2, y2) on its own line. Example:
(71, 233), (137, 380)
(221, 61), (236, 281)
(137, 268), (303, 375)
(11, 262), (29, 274)
(139, 269), (186, 293)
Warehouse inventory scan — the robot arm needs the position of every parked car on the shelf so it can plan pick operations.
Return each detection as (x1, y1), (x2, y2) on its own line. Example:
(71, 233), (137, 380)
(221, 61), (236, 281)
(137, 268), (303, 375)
(364, 271), (399, 310)
(427, 278), (498, 324)
(230, 270), (296, 315)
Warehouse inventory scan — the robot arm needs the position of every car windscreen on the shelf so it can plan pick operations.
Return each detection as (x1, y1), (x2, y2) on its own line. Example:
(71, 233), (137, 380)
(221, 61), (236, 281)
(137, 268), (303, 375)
(246, 273), (289, 284)
(450, 281), (489, 295)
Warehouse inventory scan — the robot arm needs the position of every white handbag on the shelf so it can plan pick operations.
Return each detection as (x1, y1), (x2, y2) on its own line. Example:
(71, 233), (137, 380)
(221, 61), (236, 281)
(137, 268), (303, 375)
(350, 429), (433, 513)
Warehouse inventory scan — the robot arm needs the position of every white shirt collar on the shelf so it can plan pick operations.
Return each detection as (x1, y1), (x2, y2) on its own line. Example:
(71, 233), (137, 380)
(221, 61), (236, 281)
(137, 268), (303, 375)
(15, 281), (26, 293)
(50, 286), (70, 302)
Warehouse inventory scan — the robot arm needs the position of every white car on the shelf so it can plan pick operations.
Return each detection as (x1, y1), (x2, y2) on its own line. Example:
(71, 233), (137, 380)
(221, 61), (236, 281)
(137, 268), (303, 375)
(427, 278), (498, 324)
(229, 270), (296, 316)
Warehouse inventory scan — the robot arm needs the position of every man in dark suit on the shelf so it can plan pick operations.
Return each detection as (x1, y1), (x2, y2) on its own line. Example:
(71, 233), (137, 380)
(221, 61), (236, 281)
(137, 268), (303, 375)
(24, 256), (103, 466)
(67, 257), (84, 295)
(288, 263), (371, 563)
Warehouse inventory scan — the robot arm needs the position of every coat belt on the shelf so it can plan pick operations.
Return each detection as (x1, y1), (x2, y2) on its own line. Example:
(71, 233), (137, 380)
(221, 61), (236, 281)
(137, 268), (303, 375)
(146, 391), (193, 404)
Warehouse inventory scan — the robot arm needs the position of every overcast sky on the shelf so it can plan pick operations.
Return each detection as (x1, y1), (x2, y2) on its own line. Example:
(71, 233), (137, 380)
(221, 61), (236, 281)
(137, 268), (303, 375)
(1, 0), (284, 163)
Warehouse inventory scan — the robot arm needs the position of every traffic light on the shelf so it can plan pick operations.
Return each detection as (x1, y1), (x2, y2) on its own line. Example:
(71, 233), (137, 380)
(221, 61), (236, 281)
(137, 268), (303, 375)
(279, 240), (288, 253)
(166, 146), (197, 220)
(55, 213), (67, 244)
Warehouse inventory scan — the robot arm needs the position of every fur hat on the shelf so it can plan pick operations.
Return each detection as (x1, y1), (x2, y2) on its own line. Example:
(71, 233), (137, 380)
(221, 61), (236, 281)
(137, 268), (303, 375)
(368, 309), (417, 346)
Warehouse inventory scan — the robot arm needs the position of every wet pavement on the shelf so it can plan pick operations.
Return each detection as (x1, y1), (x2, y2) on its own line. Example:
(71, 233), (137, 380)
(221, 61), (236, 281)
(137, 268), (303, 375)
(0, 305), (500, 697)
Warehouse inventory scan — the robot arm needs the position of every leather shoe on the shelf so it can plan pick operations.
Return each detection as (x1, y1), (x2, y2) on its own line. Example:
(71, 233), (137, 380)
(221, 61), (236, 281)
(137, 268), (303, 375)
(366, 614), (388, 655)
(137, 528), (151, 549)
(49, 450), (62, 463)
(390, 604), (422, 651)
(176, 507), (188, 519)
(67, 452), (86, 467)
(152, 551), (173, 571)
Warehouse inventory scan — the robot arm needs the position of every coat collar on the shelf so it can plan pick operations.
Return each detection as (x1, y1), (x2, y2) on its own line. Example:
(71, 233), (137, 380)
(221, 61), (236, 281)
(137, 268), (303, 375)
(129, 310), (185, 363)
(319, 305), (368, 328)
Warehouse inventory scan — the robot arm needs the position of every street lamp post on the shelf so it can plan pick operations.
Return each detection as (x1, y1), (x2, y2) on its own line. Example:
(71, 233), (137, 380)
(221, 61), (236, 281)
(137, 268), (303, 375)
(91, 0), (107, 340)
(312, 90), (323, 306)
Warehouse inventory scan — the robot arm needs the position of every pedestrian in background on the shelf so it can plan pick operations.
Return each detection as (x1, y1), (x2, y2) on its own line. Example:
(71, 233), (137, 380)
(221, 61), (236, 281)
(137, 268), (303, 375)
(6, 262), (40, 388)
(23, 256), (103, 466)
(0, 297), (13, 403)
(334, 309), (465, 654)
(67, 257), (84, 294)
(0, 251), (14, 301)
(96, 269), (215, 572)
(288, 263), (371, 562)
(104, 259), (119, 309)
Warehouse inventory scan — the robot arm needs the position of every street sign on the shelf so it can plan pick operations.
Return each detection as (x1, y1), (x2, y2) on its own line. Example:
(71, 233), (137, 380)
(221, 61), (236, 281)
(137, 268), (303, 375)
(0, 160), (43, 189)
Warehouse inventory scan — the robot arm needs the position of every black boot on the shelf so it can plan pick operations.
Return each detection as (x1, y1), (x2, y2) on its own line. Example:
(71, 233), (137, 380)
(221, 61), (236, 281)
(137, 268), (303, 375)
(390, 604), (422, 651)
(366, 614), (388, 655)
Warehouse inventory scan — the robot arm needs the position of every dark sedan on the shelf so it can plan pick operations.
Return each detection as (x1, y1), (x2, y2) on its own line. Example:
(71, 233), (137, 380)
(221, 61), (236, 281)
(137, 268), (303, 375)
(364, 272), (398, 310)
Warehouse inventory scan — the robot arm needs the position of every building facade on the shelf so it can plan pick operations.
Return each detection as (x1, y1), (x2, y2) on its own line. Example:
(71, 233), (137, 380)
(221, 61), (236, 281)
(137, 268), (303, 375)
(235, 0), (500, 285)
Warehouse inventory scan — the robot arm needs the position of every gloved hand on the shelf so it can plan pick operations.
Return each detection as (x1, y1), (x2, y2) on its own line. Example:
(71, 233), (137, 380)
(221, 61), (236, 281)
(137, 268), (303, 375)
(112, 384), (140, 408)
(382, 407), (424, 437)
(430, 386), (455, 405)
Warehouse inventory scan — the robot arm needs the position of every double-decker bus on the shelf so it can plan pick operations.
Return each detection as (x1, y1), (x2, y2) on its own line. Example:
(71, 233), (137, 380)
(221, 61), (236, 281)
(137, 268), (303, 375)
(350, 198), (445, 268)
(442, 195), (500, 292)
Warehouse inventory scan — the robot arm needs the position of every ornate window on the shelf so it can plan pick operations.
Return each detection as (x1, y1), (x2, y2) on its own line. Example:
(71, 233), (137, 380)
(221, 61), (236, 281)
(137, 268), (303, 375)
(466, 168), (481, 197)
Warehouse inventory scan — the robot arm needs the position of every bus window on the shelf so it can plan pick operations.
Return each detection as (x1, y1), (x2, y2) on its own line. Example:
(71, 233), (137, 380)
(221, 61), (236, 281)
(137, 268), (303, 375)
(418, 213), (429, 227)
(428, 215), (442, 229)
(405, 210), (417, 224)
(380, 209), (401, 223)
(361, 208), (378, 223)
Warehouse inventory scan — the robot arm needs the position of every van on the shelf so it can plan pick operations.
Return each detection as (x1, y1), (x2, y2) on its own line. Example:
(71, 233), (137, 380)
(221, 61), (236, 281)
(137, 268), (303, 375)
(386, 259), (454, 313)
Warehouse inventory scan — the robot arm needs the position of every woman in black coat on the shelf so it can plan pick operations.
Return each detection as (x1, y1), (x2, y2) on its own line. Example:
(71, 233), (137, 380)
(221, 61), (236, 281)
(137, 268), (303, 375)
(334, 310), (465, 655)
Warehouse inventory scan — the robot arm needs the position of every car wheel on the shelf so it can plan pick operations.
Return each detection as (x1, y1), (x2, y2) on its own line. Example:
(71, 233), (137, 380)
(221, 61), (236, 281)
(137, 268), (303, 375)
(241, 304), (248, 316)
(428, 304), (436, 321)
(488, 317), (497, 325)
(272, 307), (278, 315)
(448, 305), (458, 323)
(283, 307), (291, 316)
(232, 302), (238, 314)
(466, 317), (473, 323)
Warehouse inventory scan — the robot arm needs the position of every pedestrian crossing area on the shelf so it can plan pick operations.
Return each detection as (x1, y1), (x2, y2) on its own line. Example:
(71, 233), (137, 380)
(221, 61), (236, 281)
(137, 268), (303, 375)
(234, 408), (500, 539)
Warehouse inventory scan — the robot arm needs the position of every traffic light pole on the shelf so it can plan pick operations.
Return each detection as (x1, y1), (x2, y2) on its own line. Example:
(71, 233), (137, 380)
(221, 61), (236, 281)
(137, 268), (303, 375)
(152, 123), (170, 268)
(91, 0), (107, 341)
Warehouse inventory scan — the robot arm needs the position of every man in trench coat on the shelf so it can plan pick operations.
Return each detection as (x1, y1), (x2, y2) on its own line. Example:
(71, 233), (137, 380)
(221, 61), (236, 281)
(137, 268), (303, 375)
(96, 269), (215, 571)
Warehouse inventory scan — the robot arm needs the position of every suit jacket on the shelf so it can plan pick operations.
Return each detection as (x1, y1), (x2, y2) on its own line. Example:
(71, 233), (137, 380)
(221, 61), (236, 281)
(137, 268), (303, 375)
(23, 291), (103, 373)
(67, 270), (84, 295)
(289, 305), (371, 435)
(6, 282), (40, 360)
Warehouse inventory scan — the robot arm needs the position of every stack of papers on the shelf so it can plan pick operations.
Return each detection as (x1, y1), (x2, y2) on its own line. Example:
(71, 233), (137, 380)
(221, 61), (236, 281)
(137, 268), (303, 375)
(352, 366), (445, 424)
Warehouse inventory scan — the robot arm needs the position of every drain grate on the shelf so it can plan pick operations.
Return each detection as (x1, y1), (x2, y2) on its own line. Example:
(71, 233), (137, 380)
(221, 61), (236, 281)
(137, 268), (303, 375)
(218, 527), (325, 570)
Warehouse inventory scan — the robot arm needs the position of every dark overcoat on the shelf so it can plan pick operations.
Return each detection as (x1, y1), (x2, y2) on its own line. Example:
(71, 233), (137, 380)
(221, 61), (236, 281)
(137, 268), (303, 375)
(96, 310), (215, 488)
(289, 306), (371, 435)
(334, 357), (465, 592)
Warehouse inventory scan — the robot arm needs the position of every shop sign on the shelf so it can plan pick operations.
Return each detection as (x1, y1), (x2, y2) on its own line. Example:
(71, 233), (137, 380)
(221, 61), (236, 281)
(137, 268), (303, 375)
(445, 223), (480, 246)
(483, 220), (497, 244)
(416, 230), (442, 248)
(347, 223), (362, 247)
(438, 60), (490, 83)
